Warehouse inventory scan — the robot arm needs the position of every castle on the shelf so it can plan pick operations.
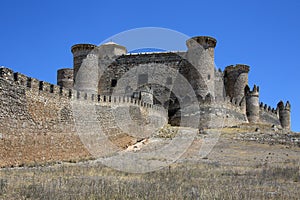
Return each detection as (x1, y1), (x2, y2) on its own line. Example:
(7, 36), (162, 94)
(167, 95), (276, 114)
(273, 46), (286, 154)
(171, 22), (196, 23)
(0, 36), (292, 167)
(58, 36), (291, 130)
(0, 36), (292, 133)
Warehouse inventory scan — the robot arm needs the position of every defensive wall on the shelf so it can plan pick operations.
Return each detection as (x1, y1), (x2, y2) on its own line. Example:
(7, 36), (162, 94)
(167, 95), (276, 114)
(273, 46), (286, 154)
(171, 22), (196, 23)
(0, 67), (167, 167)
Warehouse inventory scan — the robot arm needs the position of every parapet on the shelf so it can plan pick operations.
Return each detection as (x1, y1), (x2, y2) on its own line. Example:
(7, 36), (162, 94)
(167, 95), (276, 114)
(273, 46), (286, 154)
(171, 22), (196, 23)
(71, 44), (97, 54)
(224, 64), (250, 74)
(277, 100), (291, 111)
(186, 36), (217, 49)
(259, 102), (278, 114)
(245, 84), (259, 97)
(0, 67), (14, 82)
(0, 67), (165, 115)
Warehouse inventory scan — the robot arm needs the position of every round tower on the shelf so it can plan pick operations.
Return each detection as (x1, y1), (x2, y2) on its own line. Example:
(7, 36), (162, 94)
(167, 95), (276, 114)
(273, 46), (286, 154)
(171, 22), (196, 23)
(277, 101), (291, 130)
(57, 68), (73, 89)
(71, 44), (97, 83)
(186, 36), (217, 98)
(224, 64), (250, 102)
(71, 44), (98, 92)
(245, 85), (260, 123)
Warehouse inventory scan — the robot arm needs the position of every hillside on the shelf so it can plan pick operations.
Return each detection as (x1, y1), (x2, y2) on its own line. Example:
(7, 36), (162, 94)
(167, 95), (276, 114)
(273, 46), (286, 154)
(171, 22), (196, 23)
(0, 124), (299, 199)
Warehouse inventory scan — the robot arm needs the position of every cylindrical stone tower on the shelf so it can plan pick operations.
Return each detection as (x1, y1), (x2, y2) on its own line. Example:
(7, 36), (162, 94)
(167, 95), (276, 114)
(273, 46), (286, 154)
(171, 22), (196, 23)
(245, 85), (260, 123)
(71, 44), (98, 93)
(224, 64), (250, 102)
(186, 36), (217, 98)
(57, 68), (73, 89)
(71, 44), (97, 83)
(277, 101), (291, 130)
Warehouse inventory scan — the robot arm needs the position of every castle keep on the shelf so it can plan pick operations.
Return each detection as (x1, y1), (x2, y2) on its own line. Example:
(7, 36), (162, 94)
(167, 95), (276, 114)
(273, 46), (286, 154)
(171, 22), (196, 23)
(0, 36), (292, 167)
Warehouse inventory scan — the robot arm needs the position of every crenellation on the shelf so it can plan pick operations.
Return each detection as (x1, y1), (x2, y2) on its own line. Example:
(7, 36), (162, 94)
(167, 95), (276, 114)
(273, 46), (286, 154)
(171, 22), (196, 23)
(39, 81), (52, 92)
(13, 72), (27, 86)
(52, 85), (61, 95)
(29, 77), (40, 91)
(0, 67), (14, 83)
(264, 104), (268, 111)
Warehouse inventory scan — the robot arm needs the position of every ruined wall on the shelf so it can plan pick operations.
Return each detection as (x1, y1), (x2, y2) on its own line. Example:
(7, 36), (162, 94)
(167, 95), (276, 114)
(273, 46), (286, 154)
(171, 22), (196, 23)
(0, 67), (166, 167)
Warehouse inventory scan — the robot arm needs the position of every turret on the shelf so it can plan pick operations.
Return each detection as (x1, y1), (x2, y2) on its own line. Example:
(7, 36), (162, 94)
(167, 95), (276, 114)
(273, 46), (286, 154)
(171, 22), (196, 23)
(224, 64), (250, 103)
(71, 44), (98, 93)
(186, 36), (217, 98)
(57, 68), (73, 89)
(277, 101), (291, 130)
(245, 85), (260, 123)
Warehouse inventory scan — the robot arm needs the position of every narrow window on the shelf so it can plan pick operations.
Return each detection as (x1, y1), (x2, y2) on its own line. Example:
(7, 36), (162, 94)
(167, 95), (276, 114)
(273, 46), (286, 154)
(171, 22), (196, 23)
(39, 81), (43, 90)
(111, 79), (117, 87)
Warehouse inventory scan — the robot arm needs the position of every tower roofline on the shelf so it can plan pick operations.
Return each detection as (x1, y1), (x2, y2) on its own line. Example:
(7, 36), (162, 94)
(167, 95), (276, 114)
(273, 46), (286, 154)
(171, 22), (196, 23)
(186, 36), (217, 49)
(71, 44), (97, 53)
(225, 64), (250, 73)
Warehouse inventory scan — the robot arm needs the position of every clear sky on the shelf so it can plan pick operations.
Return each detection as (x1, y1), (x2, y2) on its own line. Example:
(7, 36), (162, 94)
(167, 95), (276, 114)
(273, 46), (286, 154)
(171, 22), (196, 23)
(0, 0), (299, 131)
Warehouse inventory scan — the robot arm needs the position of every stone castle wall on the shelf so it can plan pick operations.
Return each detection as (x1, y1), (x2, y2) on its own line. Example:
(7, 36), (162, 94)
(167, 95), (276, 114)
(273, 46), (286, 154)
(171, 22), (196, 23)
(259, 103), (281, 126)
(0, 67), (167, 167)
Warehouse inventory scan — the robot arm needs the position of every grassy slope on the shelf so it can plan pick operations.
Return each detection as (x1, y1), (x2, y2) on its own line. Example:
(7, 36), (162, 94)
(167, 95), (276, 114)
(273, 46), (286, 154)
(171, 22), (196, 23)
(0, 124), (299, 199)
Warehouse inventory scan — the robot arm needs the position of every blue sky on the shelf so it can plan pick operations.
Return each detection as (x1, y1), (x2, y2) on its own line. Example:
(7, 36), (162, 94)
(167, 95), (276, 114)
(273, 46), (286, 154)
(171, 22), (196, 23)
(0, 0), (299, 131)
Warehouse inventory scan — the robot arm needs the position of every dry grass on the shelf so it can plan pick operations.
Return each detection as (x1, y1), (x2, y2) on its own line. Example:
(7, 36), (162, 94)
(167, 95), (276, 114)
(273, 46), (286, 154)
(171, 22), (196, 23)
(0, 161), (299, 199)
(1, 124), (299, 199)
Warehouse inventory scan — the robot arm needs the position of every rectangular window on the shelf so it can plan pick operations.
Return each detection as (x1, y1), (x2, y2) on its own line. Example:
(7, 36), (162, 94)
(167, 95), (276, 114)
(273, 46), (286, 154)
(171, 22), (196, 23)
(111, 79), (117, 87)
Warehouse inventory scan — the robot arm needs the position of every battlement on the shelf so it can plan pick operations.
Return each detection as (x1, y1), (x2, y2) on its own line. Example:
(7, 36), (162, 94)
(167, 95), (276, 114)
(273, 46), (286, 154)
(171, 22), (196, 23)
(0, 66), (73, 98)
(277, 101), (291, 111)
(245, 84), (259, 96)
(0, 67), (14, 82)
(0, 67), (165, 115)
(186, 36), (217, 49)
(224, 64), (250, 73)
(260, 102), (278, 115)
(72, 91), (164, 112)
(197, 94), (245, 112)
(71, 44), (97, 54)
